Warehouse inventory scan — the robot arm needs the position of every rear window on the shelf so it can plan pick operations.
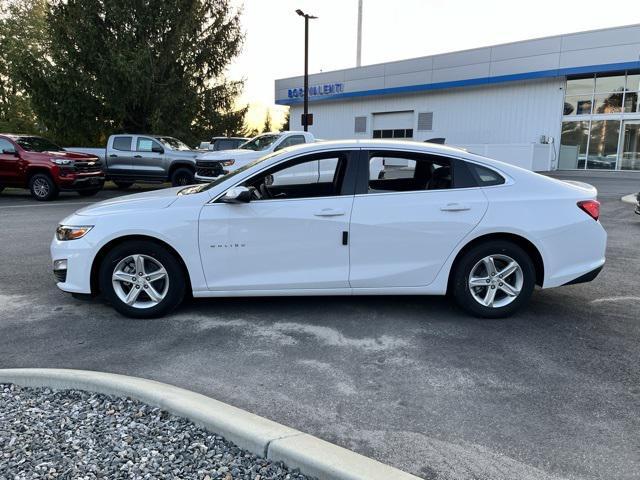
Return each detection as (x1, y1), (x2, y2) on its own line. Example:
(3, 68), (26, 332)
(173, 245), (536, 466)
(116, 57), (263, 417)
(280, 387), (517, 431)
(470, 164), (505, 186)
(113, 136), (132, 151)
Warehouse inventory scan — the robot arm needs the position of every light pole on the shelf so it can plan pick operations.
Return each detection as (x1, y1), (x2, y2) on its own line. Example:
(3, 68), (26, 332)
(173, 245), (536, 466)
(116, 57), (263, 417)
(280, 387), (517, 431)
(296, 9), (317, 132)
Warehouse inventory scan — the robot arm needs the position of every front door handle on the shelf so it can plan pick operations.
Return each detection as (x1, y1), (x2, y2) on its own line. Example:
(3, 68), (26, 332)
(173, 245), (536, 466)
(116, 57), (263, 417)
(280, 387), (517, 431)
(440, 203), (471, 212)
(109, 154), (118, 158)
(134, 155), (142, 158)
(314, 208), (345, 217)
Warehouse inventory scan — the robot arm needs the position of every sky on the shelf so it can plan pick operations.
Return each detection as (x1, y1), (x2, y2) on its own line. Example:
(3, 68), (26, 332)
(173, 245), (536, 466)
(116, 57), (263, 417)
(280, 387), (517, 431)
(228, 0), (640, 130)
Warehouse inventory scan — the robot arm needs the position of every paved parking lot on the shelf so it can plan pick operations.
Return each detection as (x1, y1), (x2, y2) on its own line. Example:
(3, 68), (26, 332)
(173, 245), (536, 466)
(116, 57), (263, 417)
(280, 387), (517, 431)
(0, 179), (638, 480)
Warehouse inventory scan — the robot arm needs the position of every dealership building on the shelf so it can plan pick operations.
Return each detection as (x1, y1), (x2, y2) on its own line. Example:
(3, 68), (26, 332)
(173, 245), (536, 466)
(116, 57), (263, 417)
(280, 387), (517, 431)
(275, 24), (640, 172)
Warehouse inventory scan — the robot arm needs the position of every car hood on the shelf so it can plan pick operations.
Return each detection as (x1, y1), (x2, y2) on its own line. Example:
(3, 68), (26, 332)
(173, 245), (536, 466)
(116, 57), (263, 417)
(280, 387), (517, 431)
(197, 148), (262, 160)
(32, 150), (100, 161)
(169, 150), (199, 160)
(74, 187), (184, 216)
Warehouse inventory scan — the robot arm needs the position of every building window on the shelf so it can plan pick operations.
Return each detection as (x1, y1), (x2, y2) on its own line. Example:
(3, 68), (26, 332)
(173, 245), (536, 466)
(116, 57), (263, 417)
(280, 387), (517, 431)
(559, 121), (590, 169)
(586, 120), (620, 170)
(354, 116), (367, 133)
(372, 129), (413, 139)
(562, 70), (640, 170)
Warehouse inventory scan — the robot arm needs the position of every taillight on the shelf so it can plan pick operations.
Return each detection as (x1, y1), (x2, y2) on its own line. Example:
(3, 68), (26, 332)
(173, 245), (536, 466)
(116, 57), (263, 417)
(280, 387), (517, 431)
(577, 200), (600, 221)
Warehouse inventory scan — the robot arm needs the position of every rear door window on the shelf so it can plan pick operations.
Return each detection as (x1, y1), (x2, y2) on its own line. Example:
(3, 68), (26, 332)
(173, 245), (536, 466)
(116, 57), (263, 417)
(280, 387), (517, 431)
(112, 136), (132, 151)
(367, 151), (452, 192)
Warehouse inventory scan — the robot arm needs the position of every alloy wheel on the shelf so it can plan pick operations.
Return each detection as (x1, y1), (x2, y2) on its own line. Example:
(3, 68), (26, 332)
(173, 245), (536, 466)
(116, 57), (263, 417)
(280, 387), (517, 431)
(111, 254), (170, 309)
(468, 254), (523, 308)
(33, 178), (50, 198)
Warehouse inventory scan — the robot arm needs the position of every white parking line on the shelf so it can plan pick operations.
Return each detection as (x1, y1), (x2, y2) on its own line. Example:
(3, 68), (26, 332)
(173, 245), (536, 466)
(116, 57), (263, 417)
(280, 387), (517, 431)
(591, 296), (640, 304)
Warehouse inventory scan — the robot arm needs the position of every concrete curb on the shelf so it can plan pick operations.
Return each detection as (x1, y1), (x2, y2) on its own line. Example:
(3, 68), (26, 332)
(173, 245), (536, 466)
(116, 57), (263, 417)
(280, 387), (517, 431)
(0, 368), (420, 480)
(621, 194), (637, 205)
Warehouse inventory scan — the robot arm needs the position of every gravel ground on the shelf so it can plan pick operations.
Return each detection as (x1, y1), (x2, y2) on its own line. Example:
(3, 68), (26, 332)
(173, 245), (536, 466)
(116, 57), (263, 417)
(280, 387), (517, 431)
(0, 384), (312, 480)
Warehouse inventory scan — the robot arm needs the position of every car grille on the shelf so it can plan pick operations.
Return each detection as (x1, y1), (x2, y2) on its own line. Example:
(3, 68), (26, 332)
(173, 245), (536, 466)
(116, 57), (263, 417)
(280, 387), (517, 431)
(53, 269), (67, 283)
(196, 161), (224, 178)
(74, 161), (102, 173)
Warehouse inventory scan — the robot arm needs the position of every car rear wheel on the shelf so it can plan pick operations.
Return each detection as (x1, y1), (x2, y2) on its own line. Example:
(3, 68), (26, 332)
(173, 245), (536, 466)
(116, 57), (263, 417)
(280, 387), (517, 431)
(451, 240), (535, 318)
(171, 168), (194, 187)
(99, 241), (186, 318)
(29, 173), (59, 201)
(114, 181), (134, 189)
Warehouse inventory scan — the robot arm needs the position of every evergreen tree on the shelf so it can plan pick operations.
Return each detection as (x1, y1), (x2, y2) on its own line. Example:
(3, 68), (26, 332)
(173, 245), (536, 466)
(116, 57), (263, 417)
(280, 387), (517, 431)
(4, 0), (246, 146)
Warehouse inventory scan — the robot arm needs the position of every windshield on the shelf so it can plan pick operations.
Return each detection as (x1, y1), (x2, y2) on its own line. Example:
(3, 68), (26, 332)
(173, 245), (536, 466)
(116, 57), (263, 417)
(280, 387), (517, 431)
(185, 150), (282, 195)
(15, 136), (64, 152)
(157, 136), (192, 151)
(239, 134), (281, 151)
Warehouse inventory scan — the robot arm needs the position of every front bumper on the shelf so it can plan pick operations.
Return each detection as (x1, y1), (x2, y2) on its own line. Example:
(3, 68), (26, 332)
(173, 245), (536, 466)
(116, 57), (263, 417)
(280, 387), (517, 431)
(58, 172), (105, 191)
(50, 236), (95, 294)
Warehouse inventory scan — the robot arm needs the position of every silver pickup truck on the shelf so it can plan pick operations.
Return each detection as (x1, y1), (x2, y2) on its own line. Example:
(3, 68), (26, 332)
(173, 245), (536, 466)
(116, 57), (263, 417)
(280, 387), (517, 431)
(69, 134), (198, 188)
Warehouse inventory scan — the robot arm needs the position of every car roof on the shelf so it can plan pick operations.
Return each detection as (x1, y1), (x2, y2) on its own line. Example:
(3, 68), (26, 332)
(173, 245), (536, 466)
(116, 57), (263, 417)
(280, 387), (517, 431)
(273, 139), (535, 178)
(212, 137), (248, 141)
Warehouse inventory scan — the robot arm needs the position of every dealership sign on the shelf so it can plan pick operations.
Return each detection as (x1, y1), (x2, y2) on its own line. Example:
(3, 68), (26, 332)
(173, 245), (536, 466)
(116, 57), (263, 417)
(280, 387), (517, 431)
(288, 83), (344, 99)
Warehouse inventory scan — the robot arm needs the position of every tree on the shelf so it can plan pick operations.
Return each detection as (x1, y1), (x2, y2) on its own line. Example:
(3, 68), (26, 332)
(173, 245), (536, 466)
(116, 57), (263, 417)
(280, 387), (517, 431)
(279, 110), (290, 132)
(6, 0), (246, 146)
(262, 110), (272, 133)
(0, 0), (45, 134)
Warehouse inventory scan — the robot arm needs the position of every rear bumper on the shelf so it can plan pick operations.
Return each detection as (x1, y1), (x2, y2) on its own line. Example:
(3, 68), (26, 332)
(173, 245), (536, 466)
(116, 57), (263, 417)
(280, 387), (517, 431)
(562, 264), (604, 286)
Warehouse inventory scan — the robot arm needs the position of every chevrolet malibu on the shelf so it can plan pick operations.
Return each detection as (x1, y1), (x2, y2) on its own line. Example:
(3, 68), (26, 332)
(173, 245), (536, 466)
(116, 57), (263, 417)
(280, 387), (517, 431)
(50, 140), (606, 319)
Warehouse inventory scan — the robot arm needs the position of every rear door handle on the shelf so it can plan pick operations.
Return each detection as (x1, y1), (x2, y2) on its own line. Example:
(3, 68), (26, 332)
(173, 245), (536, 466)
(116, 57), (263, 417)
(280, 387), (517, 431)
(134, 155), (142, 158)
(314, 208), (345, 217)
(440, 203), (471, 212)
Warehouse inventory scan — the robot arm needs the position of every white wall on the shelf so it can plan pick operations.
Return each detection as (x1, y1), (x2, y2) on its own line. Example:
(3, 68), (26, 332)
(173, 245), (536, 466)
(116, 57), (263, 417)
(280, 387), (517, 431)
(289, 78), (564, 169)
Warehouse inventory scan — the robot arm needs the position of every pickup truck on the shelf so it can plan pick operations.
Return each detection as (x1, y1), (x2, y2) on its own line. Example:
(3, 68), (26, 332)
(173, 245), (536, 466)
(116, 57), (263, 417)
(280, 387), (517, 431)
(70, 134), (198, 188)
(0, 134), (104, 201)
(194, 131), (315, 181)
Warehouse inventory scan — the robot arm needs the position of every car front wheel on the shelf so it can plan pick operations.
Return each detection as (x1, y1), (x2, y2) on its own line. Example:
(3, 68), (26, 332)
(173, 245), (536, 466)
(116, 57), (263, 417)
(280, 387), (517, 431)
(99, 240), (186, 318)
(29, 173), (59, 201)
(451, 240), (535, 318)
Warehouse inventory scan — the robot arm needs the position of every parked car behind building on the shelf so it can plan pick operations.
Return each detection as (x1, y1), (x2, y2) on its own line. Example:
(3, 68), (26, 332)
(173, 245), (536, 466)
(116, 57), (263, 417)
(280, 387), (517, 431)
(69, 134), (198, 188)
(0, 134), (104, 201)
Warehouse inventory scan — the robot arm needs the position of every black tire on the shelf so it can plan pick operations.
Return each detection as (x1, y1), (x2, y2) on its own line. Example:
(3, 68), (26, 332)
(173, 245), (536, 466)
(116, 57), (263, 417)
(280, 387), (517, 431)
(77, 188), (100, 197)
(99, 240), (186, 319)
(29, 173), (59, 201)
(171, 167), (194, 187)
(0, 186), (4, 194)
(114, 181), (134, 189)
(451, 240), (535, 319)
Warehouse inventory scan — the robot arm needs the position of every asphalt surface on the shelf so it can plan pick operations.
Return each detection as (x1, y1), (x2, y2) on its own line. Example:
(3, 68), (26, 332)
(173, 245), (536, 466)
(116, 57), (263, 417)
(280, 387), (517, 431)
(1, 178), (639, 480)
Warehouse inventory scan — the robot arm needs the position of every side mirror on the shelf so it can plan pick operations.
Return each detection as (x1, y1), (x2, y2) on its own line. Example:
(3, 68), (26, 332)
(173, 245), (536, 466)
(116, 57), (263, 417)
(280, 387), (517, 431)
(2, 148), (17, 155)
(152, 145), (164, 154)
(220, 186), (251, 204)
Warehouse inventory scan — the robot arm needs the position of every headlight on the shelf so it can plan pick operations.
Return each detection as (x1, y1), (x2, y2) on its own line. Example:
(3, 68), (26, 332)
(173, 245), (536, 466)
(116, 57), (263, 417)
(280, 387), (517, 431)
(51, 158), (73, 166)
(56, 225), (93, 241)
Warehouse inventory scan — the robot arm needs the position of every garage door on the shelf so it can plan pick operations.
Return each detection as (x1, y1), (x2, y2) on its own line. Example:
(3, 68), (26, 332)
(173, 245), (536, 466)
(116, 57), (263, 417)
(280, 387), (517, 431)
(372, 111), (414, 139)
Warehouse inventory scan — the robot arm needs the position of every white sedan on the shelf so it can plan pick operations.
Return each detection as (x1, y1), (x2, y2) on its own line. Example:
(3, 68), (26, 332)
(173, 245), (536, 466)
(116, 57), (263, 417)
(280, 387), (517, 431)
(51, 140), (606, 319)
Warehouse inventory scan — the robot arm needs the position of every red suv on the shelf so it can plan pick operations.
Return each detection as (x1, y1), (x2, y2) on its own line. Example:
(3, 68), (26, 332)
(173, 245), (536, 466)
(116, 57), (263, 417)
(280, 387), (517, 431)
(0, 134), (105, 201)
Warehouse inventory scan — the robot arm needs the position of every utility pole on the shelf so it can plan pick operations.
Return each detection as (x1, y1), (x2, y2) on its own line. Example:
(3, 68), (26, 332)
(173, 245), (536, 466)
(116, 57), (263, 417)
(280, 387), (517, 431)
(296, 9), (317, 132)
(356, 0), (363, 67)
